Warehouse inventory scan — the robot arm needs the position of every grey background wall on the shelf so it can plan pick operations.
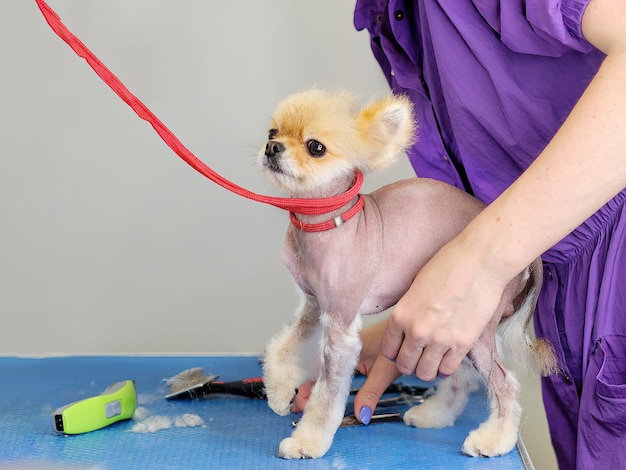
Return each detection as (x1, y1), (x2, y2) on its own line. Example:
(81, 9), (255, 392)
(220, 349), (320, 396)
(0, 1), (556, 468)
(1, 0), (409, 354)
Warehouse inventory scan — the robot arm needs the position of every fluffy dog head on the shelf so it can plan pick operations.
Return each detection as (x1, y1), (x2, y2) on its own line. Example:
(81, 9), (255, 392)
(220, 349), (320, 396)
(259, 89), (415, 195)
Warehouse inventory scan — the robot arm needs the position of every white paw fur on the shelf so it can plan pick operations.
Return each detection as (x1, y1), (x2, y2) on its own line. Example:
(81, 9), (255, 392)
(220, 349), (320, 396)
(404, 361), (475, 429)
(263, 328), (308, 416)
(404, 398), (460, 429)
(278, 429), (333, 459)
(461, 400), (521, 457)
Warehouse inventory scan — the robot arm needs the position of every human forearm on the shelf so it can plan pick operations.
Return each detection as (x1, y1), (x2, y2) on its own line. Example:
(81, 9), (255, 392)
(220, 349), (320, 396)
(461, 11), (626, 281)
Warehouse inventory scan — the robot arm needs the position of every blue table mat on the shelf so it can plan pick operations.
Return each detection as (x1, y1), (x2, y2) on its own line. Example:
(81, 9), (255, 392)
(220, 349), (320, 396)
(0, 356), (529, 469)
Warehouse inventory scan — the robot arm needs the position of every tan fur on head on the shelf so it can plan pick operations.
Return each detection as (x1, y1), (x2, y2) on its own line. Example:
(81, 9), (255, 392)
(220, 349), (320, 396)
(356, 94), (416, 171)
(259, 88), (416, 194)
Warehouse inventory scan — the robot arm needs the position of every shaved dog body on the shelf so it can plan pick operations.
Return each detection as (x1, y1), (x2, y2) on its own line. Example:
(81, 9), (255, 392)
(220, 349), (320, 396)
(261, 89), (555, 459)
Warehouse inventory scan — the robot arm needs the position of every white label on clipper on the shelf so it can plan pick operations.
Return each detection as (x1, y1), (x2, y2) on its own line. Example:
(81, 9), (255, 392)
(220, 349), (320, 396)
(105, 400), (122, 418)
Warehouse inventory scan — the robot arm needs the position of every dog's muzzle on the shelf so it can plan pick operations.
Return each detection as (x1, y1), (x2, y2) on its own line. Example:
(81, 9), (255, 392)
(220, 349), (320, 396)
(265, 140), (284, 158)
(264, 140), (285, 172)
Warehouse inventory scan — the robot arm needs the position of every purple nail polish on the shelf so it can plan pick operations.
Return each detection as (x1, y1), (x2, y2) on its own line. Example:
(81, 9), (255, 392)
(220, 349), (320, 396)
(359, 406), (372, 425)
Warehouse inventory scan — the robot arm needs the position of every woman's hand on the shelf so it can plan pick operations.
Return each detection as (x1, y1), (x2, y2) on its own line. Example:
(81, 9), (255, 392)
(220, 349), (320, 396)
(380, 235), (511, 382)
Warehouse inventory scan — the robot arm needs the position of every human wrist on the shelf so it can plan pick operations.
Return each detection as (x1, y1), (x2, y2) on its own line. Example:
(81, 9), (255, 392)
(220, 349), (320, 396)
(455, 213), (531, 287)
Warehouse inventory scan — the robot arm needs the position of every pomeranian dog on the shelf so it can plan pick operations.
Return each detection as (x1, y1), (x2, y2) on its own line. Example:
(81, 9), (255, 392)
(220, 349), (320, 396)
(260, 89), (556, 459)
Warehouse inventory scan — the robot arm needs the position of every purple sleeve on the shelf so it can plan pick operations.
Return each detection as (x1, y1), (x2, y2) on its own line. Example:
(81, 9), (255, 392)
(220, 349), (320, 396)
(473, 0), (595, 55)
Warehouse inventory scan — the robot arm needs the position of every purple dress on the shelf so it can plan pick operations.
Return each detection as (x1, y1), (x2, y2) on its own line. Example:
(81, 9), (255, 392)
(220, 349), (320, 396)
(354, 1), (626, 468)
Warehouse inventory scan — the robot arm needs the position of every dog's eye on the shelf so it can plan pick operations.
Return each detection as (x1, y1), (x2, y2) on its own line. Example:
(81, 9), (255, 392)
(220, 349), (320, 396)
(268, 129), (278, 140)
(306, 140), (326, 157)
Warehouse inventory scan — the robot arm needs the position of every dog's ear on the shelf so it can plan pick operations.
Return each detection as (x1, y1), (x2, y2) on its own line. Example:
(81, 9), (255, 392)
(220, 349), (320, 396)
(355, 95), (416, 171)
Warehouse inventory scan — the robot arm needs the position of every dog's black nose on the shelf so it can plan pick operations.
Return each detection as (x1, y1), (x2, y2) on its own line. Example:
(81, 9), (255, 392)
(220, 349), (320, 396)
(265, 141), (284, 158)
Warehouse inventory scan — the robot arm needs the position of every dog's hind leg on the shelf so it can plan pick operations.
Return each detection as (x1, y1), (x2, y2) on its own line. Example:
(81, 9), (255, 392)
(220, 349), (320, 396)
(403, 358), (479, 429)
(462, 334), (522, 457)
(263, 295), (322, 416)
(278, 312), (362, 459)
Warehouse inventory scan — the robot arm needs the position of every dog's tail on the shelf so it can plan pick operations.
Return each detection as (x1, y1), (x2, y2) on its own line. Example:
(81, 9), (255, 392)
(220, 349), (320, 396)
(497, 259), (558, 377)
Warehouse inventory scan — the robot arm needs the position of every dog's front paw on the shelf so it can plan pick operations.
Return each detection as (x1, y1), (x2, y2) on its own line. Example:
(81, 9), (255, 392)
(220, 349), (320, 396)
(278, 431), (331, 459)
(461, 426), (517, 457)
(403, 401), (456, 429)
(263, 355), (300, 415)
(265, 384), (297, 416)
(263, 335), (307, 416)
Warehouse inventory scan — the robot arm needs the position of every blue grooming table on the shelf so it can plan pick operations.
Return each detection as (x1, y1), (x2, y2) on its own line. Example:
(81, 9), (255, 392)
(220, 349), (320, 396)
(0, 356), (532, 469)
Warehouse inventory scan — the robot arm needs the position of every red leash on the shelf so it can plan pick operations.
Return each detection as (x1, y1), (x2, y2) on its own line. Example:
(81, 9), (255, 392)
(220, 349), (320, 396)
(34, 0), (364, 230)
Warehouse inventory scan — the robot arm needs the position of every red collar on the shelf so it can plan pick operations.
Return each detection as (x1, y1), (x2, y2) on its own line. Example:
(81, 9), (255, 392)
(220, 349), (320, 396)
(290, 195), (364, 232)
(288, 170), (364, 232)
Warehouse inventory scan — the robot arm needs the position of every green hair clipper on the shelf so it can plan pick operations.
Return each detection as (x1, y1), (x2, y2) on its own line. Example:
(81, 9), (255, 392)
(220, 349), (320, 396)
(52, 380), (137, 434)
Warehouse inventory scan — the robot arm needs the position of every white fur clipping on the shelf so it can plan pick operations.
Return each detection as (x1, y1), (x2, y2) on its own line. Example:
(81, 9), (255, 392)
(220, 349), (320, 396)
(174, 413), (205, 428)
(129, 415), (173, 434)
(129, 410), (205, 434)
